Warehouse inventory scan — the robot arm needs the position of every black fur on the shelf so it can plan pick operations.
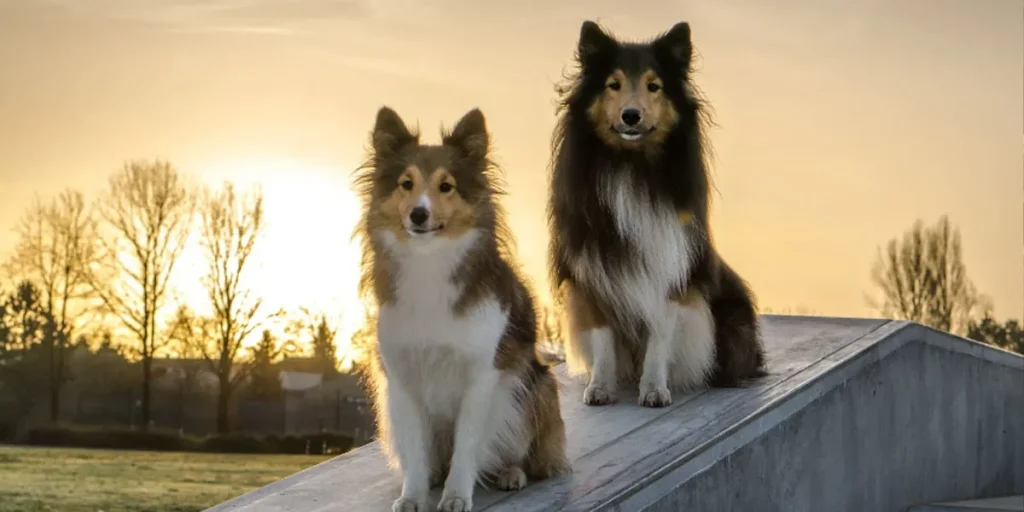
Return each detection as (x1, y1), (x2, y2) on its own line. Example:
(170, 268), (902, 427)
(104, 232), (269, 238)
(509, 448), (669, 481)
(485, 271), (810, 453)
(547, 21), (767, 387)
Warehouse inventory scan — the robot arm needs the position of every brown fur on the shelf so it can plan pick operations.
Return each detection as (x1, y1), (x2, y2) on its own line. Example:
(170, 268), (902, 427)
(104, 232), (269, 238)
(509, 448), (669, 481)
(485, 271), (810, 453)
(586, 68), (679, 149)
(521, 371), (569, 480)
(669, 285), (703, 307)
(563, 282), (606, 333)
(375, 164), (477, 242)
(563, 283), (644, 387)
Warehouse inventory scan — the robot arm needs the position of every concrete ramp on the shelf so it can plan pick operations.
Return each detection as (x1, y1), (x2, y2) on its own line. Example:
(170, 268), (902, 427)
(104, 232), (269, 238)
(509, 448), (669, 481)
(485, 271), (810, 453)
(907, 496), (1023, 511)
(208, 316), (1024, 512)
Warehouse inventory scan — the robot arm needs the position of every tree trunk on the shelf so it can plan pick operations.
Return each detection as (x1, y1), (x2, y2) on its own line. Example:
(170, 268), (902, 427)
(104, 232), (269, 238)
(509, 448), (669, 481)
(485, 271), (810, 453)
(141, 356), (152, 431)
(178, 379), (187, 431)
(49, 331), (65, 423)
(216, 374), (231, 434)
(49, 381), (59, 422)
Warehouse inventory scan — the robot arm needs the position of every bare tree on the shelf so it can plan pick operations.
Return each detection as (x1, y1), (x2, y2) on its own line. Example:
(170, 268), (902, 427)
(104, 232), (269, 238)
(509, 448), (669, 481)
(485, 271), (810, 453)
(198, 181), (268, 433)
(921, 217), (981, 333)
(4, 189), (97, 421)
(84, 159), (195, 430)
(869, 215), (981, 335)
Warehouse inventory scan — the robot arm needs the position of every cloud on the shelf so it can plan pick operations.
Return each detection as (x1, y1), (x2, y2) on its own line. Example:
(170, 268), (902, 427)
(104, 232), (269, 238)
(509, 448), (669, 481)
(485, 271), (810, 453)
(206, 0), (367, 23)
(38, 0), (369, 35)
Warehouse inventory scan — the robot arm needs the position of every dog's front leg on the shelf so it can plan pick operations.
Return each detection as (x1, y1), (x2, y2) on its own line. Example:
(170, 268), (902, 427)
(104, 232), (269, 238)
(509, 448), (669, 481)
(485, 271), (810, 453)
(583, 326), (617, 405)
(387, 380), (433, 511)
(638, 313), (674, 407)
(440, 368), (499, 511)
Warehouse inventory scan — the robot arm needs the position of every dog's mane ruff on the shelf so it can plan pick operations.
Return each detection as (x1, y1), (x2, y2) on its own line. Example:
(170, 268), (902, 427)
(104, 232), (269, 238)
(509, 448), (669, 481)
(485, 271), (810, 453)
(351, 128), (412, 309)
(350, 134), (391, 416)
(437, 122), (521, 268)
(433, 124), (541, 338)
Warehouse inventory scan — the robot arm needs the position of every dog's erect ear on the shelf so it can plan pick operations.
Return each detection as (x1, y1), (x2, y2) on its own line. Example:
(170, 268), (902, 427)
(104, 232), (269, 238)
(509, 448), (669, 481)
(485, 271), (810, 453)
(372, 106), (417, 158)
(654, 22), (692, 70)
(443, 108), (488, 161)
(577, 20), (617, 65)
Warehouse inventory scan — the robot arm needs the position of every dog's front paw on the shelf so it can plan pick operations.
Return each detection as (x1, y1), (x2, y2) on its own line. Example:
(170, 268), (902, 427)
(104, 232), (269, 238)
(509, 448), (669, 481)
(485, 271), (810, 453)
(638, 385), (672, 408)
(495, 466), (527, 491)
(437, 492), (472, 512)
(583, 384), (616, 406)
(393, 496), (427, 512)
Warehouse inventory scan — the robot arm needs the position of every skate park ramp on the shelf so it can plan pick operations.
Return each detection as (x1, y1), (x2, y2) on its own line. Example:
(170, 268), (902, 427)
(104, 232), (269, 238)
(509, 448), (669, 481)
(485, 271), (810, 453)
(207, 315), (1024, 512)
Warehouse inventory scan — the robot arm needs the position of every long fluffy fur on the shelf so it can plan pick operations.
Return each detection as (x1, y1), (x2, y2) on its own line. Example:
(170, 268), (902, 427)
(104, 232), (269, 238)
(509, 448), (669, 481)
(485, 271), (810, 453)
(353, 107), (568, 512)
(547, 21), (767, 408)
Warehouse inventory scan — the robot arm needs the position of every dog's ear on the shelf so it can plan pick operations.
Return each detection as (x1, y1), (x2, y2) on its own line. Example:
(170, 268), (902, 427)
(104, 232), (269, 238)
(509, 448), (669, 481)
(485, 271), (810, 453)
(653, 22), (692, 70)
(443, 108), (488, 162)
(577, 20), (617, 66)
(372, 106), (417, 158)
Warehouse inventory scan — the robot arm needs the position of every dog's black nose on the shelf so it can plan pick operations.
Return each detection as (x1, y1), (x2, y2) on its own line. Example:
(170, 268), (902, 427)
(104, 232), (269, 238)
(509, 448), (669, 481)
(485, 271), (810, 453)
(621, 108), (642, 126)
(409, 207), (429, 226)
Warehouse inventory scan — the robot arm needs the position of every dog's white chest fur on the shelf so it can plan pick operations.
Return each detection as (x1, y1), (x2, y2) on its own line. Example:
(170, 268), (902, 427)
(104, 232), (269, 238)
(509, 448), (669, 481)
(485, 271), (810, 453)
(375, 230), (508, 412)
(573, 171), (699, 323)
(373, 228), (535, 508)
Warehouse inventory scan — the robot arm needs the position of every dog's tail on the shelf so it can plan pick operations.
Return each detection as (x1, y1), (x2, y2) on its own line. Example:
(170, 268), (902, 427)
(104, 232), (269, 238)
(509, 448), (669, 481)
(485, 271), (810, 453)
(523, 362), (571, 480)
(708, 256), (767, 387)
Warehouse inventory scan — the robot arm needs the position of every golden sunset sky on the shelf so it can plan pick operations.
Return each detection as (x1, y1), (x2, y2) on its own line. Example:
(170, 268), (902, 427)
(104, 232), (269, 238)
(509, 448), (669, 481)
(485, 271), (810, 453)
(0, 0), (1021, 348)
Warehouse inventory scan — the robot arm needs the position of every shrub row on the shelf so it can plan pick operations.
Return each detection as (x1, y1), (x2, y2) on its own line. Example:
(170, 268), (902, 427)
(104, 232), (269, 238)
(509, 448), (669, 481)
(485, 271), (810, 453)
(20, 424), (353, 455)
(0, 423), (14, 443)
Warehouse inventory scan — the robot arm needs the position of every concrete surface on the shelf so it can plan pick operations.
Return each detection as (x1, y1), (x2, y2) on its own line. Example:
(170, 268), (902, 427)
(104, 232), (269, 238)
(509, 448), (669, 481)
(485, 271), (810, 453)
(907, 495), (1024, 511)
(207, 316), (1024, 512)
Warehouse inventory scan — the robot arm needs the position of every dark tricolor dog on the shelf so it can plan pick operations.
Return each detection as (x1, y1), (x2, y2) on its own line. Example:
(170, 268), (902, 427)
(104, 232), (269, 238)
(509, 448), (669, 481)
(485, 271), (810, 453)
(547, 21), (767, 408)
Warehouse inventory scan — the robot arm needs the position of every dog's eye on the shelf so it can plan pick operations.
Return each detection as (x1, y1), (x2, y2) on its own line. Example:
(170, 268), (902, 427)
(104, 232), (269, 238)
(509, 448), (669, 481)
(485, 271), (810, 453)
(647, 82), (661, 93)
(400, 179), (413, 191)
(439, 182), (454, 193)
(608, 81), (621, 91)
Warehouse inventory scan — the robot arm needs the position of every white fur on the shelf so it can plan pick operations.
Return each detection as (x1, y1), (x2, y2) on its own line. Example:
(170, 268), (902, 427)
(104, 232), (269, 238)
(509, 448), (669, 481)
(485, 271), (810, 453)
(415, 193), (431, 210)
(565, 170), (715, 399)
(579, 326), (617, 404)
(375, 229), (530, 511)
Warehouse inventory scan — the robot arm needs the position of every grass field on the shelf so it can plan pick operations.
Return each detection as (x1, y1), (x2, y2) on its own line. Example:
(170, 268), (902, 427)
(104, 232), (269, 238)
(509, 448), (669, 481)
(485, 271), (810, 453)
(0, 445), (330, 512)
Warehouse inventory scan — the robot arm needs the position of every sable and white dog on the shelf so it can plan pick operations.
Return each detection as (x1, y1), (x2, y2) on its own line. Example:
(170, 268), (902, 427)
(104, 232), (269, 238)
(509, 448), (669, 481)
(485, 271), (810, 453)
(355, 107), (569, 512)
(547, 21), (768, 408)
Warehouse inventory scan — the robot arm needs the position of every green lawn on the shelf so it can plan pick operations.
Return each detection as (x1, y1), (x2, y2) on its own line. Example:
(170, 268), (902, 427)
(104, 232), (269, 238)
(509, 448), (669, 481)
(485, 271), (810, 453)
(0, 445), (329, 512)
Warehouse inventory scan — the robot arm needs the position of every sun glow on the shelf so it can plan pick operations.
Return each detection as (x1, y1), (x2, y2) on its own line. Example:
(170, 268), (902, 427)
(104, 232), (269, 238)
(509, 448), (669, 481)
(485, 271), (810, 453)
(172, 156), (367, 366)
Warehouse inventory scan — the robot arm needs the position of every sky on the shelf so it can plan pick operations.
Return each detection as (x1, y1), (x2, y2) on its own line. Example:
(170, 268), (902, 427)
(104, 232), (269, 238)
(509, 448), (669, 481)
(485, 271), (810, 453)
(0, 0), (1021, 351)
